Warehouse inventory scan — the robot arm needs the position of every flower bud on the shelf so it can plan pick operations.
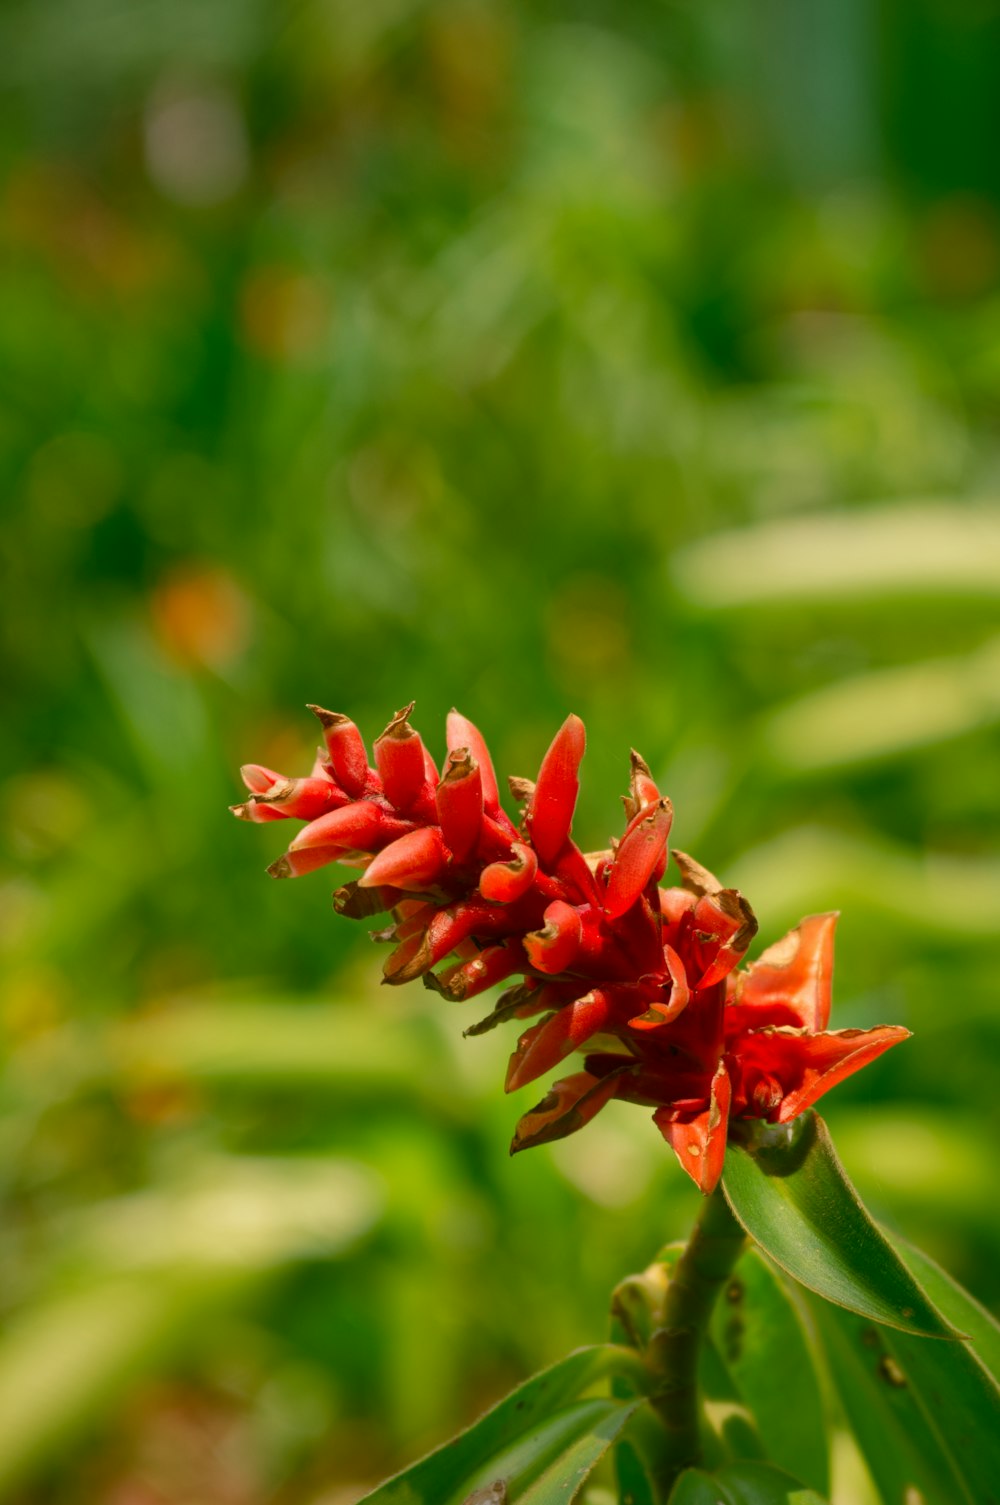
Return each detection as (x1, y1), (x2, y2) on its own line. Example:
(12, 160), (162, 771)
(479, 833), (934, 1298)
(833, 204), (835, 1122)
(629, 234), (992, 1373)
(307, 706), (370, 796)
(374, 703), (429, 813)
(447, 709), (500, 813)
(523, 900), (583, 975)
(504, 989), (613, 1092)
(604, 799), (673, 920)
(435, 749), (484, 862)
(358, 826), (450, 891)
(526, 714), (585, 865)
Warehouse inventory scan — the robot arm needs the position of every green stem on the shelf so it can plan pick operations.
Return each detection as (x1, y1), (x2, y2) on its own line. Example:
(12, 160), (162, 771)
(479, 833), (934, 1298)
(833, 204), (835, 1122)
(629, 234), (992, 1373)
(644, 1188), (746, 1493)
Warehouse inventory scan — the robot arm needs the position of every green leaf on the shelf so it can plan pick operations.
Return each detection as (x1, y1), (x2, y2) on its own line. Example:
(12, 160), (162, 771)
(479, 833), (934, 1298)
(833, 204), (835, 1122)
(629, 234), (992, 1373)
(357, 1345), (645, 1505)
(668, 1459), (827, 1504)
(708, 1249), (829, 1495)
(721, 1113), (958, 1338)
(893, 1233), (1000, 1383)
(808, 1298), (970, 1505)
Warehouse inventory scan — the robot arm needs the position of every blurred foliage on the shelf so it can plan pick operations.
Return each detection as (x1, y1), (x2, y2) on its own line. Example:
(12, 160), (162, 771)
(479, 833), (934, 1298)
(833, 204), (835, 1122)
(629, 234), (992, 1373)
(2, 0), (1000, 1501)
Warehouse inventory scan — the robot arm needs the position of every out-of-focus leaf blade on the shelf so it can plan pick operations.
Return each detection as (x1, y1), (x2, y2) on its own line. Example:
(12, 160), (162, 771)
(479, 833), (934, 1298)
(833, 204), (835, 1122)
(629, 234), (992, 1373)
(357, 1345), (645, 1505)
(709, 1248), (829, 1494)
(809, 1297), (972, 1505)
(0, 1157), (380, 1496)
(722, 1113), (957, 1337)
(672, 502), (1000, 609)
(667, 1459), (827, 1503)
(758, 634), (1000, 773)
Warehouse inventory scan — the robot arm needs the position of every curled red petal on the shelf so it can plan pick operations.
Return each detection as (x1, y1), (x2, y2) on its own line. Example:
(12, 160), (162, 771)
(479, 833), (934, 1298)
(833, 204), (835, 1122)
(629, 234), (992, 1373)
(358, 825), (449, 891)
(528, 714), (586, 866)
(734, 1024), (911, 1124)
(505, 989), (614, 1092)
(241, 763), (282, 795)
(509, 1067), (627, 1153)
(654, 1061), (732, 1194)
(307, 706), (370, 796)
(731, 913), (839, 1032)
(605, 799), (673, 920)
(479, 842), (538, 904)
(523, 899), (583, 975)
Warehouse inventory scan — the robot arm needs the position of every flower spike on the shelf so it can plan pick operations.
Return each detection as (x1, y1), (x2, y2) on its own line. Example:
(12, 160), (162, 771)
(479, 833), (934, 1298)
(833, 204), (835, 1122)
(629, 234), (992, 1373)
(236, 705), (909, 1192)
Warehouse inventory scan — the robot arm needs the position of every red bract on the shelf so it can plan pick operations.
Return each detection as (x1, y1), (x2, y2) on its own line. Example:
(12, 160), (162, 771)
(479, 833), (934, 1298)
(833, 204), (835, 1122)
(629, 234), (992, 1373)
(234, 707), (909, 1191)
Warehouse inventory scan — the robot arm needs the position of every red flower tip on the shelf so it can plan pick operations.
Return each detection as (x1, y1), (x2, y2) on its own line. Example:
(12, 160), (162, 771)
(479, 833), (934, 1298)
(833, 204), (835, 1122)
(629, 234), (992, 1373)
(231, 800), (286, 823)
(307, 705), (370, 797)
(605, 798), (673, 920)
(523, 900), (583, 975)
(374, 703), (430, 814)
(241, 763), (282, 794)
(447, 710), (501, 813)
(435, 748), (485, 862)
(527, 714), (586, 866)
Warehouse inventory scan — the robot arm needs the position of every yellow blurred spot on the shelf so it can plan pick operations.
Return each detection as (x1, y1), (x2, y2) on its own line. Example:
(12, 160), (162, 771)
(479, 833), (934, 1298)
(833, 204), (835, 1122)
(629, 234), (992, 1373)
(1, 967), (67, 1043)
(150, 564), (251, 671)
(918, 195), (999, 301)
(3, 771), (91, 859)
(545, 575), (630, 681)
(239, 267), (333, 362)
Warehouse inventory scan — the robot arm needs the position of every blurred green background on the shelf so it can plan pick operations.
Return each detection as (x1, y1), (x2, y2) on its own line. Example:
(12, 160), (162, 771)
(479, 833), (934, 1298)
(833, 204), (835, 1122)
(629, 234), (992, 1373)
(2, 1), (1000, 1500)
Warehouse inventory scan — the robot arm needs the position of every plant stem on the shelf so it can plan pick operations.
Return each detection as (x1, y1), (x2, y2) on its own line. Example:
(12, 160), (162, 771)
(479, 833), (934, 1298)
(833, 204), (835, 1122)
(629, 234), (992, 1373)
(644, 1188), (746, 1491)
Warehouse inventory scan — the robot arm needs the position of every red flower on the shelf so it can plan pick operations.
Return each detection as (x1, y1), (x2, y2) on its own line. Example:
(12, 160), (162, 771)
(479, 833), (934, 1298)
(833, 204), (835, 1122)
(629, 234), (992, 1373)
(235, 707), (908, 1191)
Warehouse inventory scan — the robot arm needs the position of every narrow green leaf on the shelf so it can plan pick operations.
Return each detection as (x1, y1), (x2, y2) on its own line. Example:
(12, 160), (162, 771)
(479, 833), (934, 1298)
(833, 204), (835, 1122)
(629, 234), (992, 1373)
(892, 1234), (1000, 1383)
(721, 1113), (958, 1337)
(809, 1297), (970, 1505)
(874, 1247), (1000, 1505)
(668, 1459), (827, 1504)
(708, 1249), (829, 1494)
(357, 1346), (644, 1505)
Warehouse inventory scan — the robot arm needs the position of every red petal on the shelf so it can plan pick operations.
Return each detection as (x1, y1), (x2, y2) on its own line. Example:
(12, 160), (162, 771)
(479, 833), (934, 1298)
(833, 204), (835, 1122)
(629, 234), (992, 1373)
(523, 899), (583, 975)
(605, 799), (673, 919)
(528, 714), (586, 865)
(509, 1067), (626, 1153)
(240, 763), (282, 794)
(267, 846), (342, 878)
(627, 945), (690, 1029)
(735, 1024), (911, 1123)
(447, 709), (500, 813)
(230, 800), (287, 823)
(253, 775), (349, 821)
(505, 989), (614, 1092)
(374, 704), (428, 813)
(655, 1061), (732, 1193)
(358, 826), (449, 891)
(307, 707), (370, 797)
(290, 800), (387, 853)
(479, 842), (538, 903)
(435, 749), (485, 862)
(731, 913), (839, 1032)
(428, 941), (525, 1001)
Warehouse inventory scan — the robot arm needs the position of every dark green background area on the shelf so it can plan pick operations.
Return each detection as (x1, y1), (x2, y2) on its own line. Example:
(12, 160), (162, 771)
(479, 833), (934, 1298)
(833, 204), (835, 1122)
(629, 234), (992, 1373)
(2, 2), (999, 1501)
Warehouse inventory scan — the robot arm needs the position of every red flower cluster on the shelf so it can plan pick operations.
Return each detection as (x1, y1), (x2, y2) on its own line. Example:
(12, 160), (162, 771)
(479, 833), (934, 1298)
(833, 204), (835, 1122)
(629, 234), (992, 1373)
(234, 706), (908, 1192)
